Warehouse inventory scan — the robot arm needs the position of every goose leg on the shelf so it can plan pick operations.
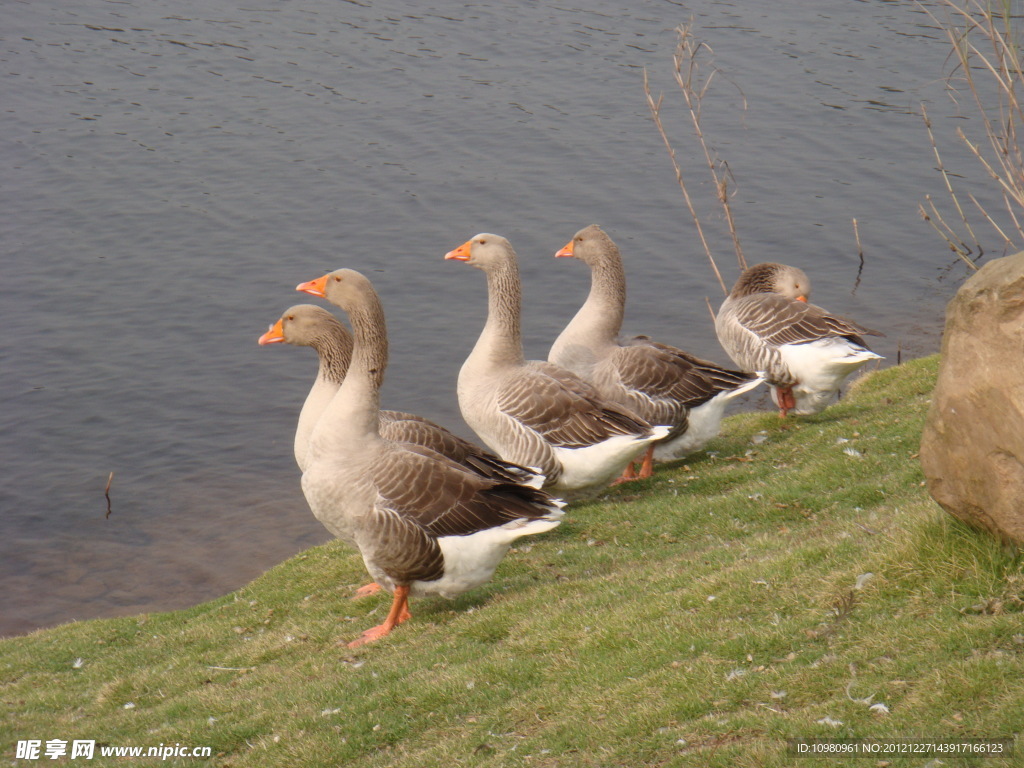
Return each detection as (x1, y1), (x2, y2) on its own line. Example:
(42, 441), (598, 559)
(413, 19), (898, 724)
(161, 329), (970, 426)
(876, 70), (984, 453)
(636, 445), (655, 479)
(777, 386), (797, 418)
(611, 460), (639, 485)
(612, 444), (656, 484)
(347, 585), (411, 648)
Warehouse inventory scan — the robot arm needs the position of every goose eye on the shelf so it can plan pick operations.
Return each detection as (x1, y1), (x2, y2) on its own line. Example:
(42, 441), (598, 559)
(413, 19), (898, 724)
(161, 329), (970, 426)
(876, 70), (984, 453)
(333, 275), (342, 282)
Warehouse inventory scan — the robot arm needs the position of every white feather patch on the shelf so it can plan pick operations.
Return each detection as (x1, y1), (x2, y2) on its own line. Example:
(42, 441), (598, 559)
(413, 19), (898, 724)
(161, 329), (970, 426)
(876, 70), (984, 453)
(779, 340), (882, 414)
(654, 376), (764, 460)
(552, 427), (670, 492)
(420, 515), (563, 599)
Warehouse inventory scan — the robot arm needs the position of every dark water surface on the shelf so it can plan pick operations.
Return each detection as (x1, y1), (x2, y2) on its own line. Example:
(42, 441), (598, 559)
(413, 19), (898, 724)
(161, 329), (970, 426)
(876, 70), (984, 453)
(1, 0), (999, 636)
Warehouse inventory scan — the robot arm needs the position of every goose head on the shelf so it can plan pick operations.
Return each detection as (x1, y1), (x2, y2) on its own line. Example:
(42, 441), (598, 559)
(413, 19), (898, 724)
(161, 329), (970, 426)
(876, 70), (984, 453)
(258, 304), (347, 347)
(297, 268), (377, 313)
(444, 233), (514, 271)
(554, 224), (616, 267)
(730, 262), (811, 302)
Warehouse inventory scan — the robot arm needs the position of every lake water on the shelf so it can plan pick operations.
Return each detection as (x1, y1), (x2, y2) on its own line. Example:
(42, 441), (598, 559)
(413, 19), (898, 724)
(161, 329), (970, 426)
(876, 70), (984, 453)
(1, 0), (1004, 637)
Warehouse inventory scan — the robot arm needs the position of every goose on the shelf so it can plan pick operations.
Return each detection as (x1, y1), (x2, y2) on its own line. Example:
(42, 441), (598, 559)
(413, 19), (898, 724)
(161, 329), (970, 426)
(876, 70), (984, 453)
(548, 225), (764, 479)
(294, 269), (563, 648)
(714, 262), (883, 417)
(445, 233), (670, 496)
(258, 304), (540, 485)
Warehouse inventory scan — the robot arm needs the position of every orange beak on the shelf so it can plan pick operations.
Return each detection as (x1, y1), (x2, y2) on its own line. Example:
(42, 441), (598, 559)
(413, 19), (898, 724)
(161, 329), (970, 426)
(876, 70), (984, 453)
(555, 240), (575, 258)
(444, 240), (473, 261)
(795, 295), (808, 303)
(296, 275), (329, 297)
(258, 318), (286, 346)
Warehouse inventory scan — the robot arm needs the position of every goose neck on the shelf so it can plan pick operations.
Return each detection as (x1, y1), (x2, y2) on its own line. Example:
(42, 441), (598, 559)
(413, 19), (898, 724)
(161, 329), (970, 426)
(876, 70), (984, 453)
(582, 256), (626, 337)
(318, 299), (387, 444)
(477, 259), (525, 366)
(313, 331), (352, 386)
(558, 255), (625, 356)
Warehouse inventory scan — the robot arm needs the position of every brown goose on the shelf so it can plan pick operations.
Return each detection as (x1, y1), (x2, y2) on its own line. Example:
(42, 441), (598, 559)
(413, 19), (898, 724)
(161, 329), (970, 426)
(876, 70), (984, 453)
(714, 262), (883, 416)
(549, 225), (763, 479)
(258, 304), (540, 485)
(445, 233), (670, 496)
(294, 269), (563, 648)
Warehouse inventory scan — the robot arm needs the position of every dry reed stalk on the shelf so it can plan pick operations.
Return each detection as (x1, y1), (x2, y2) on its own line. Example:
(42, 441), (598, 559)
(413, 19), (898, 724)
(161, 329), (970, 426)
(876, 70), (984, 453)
(643, 20), (749, 296)
(968, 190), (1016, 245)
(643, 67), (726, 295)
(918, 0), (1024, 263)
(921, 102), (981, 263)
(670, 25), (748, 274)
(919, 193), (975, 262)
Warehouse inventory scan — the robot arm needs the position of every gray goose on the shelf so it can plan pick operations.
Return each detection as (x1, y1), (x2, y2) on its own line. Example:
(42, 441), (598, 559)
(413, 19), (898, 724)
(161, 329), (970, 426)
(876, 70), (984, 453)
(548, 225), (763, 479)
(714, 262), (883, 416)
(294, 269), (563, 648)
(258, 303), (539, 485)
(445, 233), (669, 497)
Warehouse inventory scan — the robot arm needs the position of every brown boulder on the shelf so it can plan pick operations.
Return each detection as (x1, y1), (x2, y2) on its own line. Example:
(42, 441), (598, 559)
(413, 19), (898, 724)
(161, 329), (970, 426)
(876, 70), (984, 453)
(920, 252), (1024, 545)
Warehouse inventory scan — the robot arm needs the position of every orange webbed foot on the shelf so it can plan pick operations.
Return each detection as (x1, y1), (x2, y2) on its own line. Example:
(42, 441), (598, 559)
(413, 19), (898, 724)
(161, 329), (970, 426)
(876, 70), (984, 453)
(346, 585), (411, 648)
(347, 622), (396, 648)
(612, 445), (655, 484)
(352, 582), (383, 599)
(611, 460), (640, 486)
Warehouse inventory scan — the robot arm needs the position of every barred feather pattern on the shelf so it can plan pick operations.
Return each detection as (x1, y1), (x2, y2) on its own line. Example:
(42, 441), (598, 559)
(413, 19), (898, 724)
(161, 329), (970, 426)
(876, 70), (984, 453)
(715, 263), (883, 390)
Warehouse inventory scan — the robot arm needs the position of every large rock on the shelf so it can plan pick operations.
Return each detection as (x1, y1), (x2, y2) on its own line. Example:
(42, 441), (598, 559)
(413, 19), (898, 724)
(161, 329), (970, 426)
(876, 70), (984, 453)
(920, 252), (1024, 545)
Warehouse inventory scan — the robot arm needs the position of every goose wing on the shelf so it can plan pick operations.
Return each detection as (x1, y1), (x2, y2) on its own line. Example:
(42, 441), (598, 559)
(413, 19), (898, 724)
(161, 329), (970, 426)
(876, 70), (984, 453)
(379, 410), (537, 483)
(612, 338), (757, 408)
(372, 444), (558, 538)
(495, 361), (654, 449)
(731, 294), (883, 348)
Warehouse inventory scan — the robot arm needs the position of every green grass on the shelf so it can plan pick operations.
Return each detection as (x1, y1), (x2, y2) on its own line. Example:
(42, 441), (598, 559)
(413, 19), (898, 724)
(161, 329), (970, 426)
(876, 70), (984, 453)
(3, 355), (1023, 767)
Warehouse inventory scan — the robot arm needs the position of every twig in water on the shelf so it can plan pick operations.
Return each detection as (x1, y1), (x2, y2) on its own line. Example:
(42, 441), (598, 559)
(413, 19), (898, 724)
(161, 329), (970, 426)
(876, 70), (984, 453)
(920, 194), (975, 263)
(104, 472), (114, 519)
(852, 218), (865, 295)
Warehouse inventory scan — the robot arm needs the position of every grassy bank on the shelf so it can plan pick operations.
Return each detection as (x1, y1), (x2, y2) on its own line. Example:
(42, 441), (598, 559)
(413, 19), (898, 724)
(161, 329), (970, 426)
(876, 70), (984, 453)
(3, 355), (1022, 767)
